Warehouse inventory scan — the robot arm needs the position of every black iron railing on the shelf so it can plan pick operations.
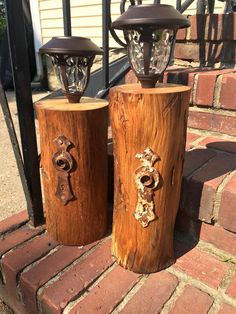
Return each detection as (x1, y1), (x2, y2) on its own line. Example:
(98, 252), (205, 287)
(0, 0), (232, 226)
(3, 0), (44, 226)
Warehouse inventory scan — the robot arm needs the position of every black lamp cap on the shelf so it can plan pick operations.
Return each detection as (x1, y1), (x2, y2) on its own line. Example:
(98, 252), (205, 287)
(112, 4), (190, 30)
(39, 36), (103, 56)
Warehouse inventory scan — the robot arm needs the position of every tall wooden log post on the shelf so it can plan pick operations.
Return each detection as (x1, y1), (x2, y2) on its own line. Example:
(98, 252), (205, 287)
(110, 84), (191, 273)
(36, 97), (108, 246)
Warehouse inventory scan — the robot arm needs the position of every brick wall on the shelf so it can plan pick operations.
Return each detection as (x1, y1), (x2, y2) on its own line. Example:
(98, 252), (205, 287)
(176, 13), (236, 65)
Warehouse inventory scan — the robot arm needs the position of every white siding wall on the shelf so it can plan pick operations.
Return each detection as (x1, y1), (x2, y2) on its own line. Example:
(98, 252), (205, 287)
(38, 0), (225, 48)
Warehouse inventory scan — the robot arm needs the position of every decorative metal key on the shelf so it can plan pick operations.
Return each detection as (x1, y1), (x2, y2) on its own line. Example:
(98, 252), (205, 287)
(52, 135), (74, 205)
(134, 148), (160, 227)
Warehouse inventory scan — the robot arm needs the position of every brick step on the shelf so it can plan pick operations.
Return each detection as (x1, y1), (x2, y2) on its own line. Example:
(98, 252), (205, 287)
(175, 14), (236, 65)
(127, 67), (236, 112)
(1, 213), (236, 313)
(108, 128), (236, 252)
(181, 130), (236, 233)
(126, 67), (236, 135)
(109, 128), (236, 233)
(165, 67), (236, 110)
(188, 107), (236, 135)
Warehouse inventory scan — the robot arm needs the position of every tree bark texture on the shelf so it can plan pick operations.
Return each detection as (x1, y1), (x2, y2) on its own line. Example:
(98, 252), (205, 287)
(36, 97), (108, 245)
(109, 84), (191, 273)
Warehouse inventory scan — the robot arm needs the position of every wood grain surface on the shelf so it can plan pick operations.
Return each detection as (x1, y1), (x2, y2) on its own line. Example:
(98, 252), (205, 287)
(36, 97), (108, 245)
(110, 84), (191, 273)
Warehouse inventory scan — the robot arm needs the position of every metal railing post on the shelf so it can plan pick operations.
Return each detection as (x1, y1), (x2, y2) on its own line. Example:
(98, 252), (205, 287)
(4, 0), (44, 226)
(62, 0), (72, 36)
(102, 0), (110, 90)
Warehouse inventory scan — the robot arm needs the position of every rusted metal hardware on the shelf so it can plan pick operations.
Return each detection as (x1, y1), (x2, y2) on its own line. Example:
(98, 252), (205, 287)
(52, 135), (74, 205)
(134, 148), (160, 227)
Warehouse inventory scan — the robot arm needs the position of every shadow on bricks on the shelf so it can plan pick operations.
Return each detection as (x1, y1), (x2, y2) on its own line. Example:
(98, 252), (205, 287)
(175, 142), (236, 254)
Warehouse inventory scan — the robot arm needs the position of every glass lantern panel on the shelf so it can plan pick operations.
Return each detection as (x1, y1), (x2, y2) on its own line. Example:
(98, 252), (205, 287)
(127, 29), (174, 75)
(51, 56), (89, 94)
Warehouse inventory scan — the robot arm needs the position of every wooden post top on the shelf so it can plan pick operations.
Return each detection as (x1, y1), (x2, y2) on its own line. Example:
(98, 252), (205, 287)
(35, 96), (108, 112)
(110, 83), (191, 95)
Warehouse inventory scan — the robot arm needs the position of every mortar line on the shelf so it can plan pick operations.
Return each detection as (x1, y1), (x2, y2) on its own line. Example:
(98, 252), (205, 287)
(0, 229), (45, 284)
(36, 236), (111, 314)
(112, 275), (148, 313)
(167, 266), (236, 307)
(63, 263), (117, 314)
(213, 169), (236, 223)
(213, 74), (223, 108)
(161, 281), (186, 314)
(187, 127), (236, 140)
(16, 244), (62, 303)
(0, 219), (30, 237)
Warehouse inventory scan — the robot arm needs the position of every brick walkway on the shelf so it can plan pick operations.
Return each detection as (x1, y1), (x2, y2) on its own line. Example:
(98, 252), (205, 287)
(0, 212), (236, 314)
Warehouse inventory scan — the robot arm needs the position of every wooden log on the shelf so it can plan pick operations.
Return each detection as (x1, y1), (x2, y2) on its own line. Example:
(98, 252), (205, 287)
(36, 97), (108, 245)
(110, 84), (191, 273)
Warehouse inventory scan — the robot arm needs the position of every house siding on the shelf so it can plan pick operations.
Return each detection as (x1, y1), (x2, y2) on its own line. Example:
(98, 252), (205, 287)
(38, 0), (225, 47)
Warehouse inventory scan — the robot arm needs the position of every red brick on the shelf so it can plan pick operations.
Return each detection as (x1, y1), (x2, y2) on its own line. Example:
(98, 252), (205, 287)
(169, 285), (213, 314)
(189, 15), (207, 40)
(200, 223), (236, 256)
(198, 137), (236, 154)
(163, 66), (186, 84)
(69, 266), (140, 314)
(189, 110), (236, 135)
(189, 13), (236, 42)
(205, 14), (223, 41)
(186, 132), (200, 149)
(176, 28), (187, 41)
(181, 148), (215, 215)
(164, 68), (196, 103)
(195, 72), (216, 107)
(175, 211), (201, 240)
(0, 211), (28, 234)
(125, 70), (138, 84)
(195, 70), (235, 107)
(20, 241), (97, 314)
(221, 42), (236, 64)
(219, 73), (236, 110)
(166, 69), (199, 99)
(192, 154), (236, 189)
(0, 225), (43, 257)
(183, 148), (215, 177)
(39, 239), (113, 314)
(219, 174), (236, 233)
(108, 126), (112, 139)
(121, 271), (178, 314)
(184, 155), (236, 222)
(2, 233), (57, 297)
(166, 68), (189, 85)
(227, 273), (236, 299)
(212, 113), (236, 136)
(188, 110), (212, 131)
(217, 304), (236, 314)
(222, 13), (236, 40)
(174, 42), (222, 63)
(174, 247), (229, 288)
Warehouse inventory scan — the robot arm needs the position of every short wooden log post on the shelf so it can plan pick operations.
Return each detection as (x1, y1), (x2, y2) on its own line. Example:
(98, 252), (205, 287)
(36, 97), (108, 246)
(110, 84), (191, 273)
